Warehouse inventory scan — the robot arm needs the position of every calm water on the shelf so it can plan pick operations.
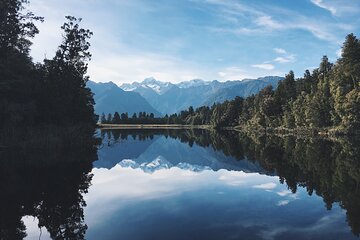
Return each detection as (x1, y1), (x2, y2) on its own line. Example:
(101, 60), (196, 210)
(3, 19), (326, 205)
(1, 129), (360, 239)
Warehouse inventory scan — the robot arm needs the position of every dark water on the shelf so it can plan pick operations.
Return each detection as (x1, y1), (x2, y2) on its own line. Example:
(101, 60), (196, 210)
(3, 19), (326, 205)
(1, 129), (360, 240)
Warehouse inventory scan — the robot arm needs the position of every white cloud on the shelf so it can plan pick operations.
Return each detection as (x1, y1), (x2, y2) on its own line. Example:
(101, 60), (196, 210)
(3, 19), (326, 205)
(84, 164), (283, 226)
(88, 51), (205, 84)
(253, 182), (277, 190)
(336, 48), (342, 58)
(274, 48), (287, 54)
(273, 48), (296, 64)
(274, 55), (296, 63)
(277, 200), (290, 206)
(310, 0), (360, 16)
(277, 190), (292, 197)
(201, 0), (354, 44)
(310, 0), (337, 15)
(252, 63), (275, 70)
(255, 16), (284, 30)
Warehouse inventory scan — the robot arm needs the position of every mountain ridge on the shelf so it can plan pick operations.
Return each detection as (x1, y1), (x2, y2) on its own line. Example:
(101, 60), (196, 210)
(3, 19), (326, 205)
(119, 76), (284, 114)
(87, 80), (162, 116)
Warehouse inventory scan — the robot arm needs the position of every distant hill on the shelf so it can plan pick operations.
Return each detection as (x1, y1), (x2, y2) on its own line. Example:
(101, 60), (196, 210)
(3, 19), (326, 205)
(119, 76), (284, 114)
(87, 81), (161, 116)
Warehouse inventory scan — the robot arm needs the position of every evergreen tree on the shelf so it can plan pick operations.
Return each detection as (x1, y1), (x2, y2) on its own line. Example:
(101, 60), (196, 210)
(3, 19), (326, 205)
(0, 0), (43, 128)
(340, 33), (360, 90)
(100, 113), (106, 123)
(106, 113), (112, 123)
(39, 16), (95, 125)
(113, 112), (121, 124)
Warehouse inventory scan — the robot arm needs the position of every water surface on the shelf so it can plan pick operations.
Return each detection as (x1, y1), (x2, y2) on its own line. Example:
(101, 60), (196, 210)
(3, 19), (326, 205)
(1, 129), (359, 239)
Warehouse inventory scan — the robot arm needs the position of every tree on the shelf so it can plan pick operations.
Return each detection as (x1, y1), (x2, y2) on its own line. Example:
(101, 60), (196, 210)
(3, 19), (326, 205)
(342, 89), (360, 132)
(0, 0), (43, 55)
(39, 16), (95, 125)
(331, 34), (360, 128)
(0, 0), (43, 128)
(106, 113), (112, 123)
(112, 112), (121, 124)
(100, 113), (106, 123)
(275, 71), (297, 113)
(340, 33), (360, 90)
(122, 112), (128, 119)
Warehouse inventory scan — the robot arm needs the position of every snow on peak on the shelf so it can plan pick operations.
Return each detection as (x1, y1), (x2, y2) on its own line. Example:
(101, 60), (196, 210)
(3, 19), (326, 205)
(140, 78), (174, 94)
(117, 157), (209, 173)
(177, 79), (210, 88)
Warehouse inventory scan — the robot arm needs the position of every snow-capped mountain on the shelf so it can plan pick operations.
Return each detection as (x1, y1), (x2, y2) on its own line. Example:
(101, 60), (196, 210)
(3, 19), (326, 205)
(177, 79), (211, 88)
(121, 77), (175, 95)
(118, 157), (211, 173)
(94, 134), (268, 174)
(119, 76), (284, 114)
(90, 76), (284, 116)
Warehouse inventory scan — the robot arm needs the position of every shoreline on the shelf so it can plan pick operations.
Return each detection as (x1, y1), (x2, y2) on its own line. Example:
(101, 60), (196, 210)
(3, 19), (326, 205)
(97, 123), (212, 130)
(97, 123), (359, 139)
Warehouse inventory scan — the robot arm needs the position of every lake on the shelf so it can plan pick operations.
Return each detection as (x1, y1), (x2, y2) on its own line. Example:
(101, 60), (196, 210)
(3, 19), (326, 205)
(1, 129), (359, 239)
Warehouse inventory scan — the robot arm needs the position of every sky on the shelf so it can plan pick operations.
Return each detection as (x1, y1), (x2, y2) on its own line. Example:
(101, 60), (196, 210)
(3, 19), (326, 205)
(28, 0), (360, 84)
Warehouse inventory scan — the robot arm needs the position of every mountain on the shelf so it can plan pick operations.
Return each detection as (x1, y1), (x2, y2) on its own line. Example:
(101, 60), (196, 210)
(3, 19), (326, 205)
(121, 77), (175, 95)
(203, 76), (283, 105)
(87, 80), (161, 116)
(94, 134), (268, 174)
(120, 76), (283, 115)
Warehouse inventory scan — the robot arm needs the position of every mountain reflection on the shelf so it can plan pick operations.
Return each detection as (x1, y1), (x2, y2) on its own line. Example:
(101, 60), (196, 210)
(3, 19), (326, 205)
(1, 129), (360, 239)
(0, 146), (97, 240)
(99, 129), (360, 237)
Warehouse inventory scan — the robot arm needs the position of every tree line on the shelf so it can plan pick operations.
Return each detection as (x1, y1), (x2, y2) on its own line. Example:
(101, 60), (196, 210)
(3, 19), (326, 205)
(0, 0), (97, 147)
(103, 34), (360, 135)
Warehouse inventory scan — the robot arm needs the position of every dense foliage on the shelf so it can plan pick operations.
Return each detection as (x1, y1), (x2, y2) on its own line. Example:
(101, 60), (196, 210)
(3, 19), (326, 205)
(104, 34), (360, 135)
(0, 0), (97, 147)
(200, 34), (360, 134)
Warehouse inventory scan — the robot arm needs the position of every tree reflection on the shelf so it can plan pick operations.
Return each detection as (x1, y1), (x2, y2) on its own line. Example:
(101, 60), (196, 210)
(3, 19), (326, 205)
(0, 146), (97, 240)
(101, 129), (360, 236)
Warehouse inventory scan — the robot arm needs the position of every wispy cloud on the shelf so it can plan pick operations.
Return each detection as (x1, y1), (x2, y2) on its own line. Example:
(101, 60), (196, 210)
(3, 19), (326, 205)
(310, 0), (336, 15)
(277, 200), (290, 206)
(274, 55), (296, 63)
(88, 52), (205, 84)
(199, 0), (354, 44)
(273, 48), (296, 63)
(310, 0), (360, 16)
(255, 16), (284, 30)
(252, 63), (275, 70)
(274, 48), (287, 54)
(253, 182), (277, 190)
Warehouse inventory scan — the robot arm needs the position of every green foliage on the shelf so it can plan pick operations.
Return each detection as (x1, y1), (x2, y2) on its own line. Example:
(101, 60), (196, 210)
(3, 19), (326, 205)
(79, 33), (360, 136)
(0, 1), (97, 147)
(152, 34), (360, 135)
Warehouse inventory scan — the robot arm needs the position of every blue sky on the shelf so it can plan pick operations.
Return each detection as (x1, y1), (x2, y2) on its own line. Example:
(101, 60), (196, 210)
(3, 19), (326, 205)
(29, 0), (360, 84)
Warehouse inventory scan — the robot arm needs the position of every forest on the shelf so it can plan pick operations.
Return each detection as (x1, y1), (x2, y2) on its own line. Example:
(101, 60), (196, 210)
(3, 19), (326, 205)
(0, 0), (97, 148)
(103, 34), (360, 136)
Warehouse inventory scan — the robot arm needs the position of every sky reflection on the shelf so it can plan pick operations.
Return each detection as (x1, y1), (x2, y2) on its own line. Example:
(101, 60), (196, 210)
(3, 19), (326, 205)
(82, 162), (354, 240)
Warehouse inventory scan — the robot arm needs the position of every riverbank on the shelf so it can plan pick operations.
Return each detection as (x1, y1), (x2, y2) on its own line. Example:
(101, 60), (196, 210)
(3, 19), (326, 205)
(97, 123), (212, 130)
(97, 123), (358, 137)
